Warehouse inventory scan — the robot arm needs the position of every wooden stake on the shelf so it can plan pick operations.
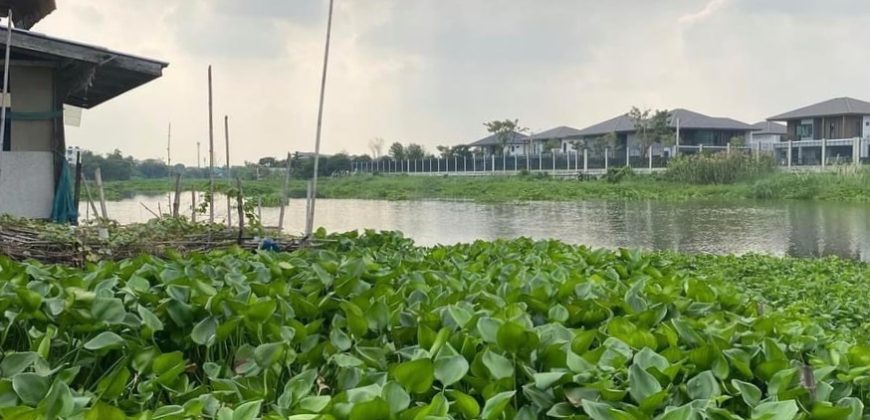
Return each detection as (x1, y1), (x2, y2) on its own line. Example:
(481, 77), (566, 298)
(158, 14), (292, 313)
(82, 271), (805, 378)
(140, 202), (160, 218)
(172, 173), (182, 217)
(207, 65), (215, 223)
(73, 152), (82, 216)
(305, 0), (335, 237)
(191, 191), (197, 222)
(81, 173), (99, 219)
(94, 168), (108, 219)
(236, 177), (244, 244)
(224, 115), (232, 227)
(278, 152), (291, 230)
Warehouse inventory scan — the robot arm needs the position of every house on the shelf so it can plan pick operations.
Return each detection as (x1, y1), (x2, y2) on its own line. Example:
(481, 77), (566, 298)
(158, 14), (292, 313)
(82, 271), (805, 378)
(768, 97), (870, 164)
(0, 21), (168, 219)
(749, 121), (787, 150)
(528, 126), (584, 154)
(465, 131), (530, 156)
(574, 108), (756, 156)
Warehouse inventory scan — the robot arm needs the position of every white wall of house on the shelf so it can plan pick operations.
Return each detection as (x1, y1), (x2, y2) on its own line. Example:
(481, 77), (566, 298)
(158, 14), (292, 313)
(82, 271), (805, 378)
(863, 116), (870, 139)
(0, 151), (55, 218)
(9, 66), (54, 152)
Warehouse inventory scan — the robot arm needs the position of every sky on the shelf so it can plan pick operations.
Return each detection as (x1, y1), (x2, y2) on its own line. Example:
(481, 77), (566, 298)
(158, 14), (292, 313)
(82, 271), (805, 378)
(34, 0), (870, 165)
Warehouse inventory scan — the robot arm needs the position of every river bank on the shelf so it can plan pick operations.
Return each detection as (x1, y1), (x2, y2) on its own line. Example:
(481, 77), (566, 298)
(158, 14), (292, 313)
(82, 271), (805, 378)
(103, 168), (870, 204)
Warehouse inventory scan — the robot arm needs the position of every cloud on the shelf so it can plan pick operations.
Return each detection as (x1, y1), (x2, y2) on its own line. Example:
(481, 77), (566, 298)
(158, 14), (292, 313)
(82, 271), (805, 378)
(679, 0), (731, 25)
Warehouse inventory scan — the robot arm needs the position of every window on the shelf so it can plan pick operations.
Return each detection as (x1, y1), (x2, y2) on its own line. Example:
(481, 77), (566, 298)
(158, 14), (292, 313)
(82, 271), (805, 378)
(797, 119), (814, 140)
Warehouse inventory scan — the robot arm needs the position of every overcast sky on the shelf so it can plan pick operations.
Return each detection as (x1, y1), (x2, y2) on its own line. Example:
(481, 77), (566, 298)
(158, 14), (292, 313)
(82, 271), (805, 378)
(37, 0), (870, 165)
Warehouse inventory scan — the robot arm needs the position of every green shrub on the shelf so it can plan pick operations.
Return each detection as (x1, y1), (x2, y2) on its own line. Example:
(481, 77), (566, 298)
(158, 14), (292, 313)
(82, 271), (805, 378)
(666, 152), (775, 184)
(605, 166), (634, 183)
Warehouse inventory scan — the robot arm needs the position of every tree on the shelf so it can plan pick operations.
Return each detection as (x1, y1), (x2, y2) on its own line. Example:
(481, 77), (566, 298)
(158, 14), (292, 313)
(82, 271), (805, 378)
(543, 139), (561, 153)
(389, 142), (405, 160)
(483, 119), (521, 155)
(588, 132), (619, 157)
(405, 143), (426, 160)
(628, 107), (672, 157)
(138, 159), (168, 179)
(436, 145), (451, 159)
(368, 138), (385, 159)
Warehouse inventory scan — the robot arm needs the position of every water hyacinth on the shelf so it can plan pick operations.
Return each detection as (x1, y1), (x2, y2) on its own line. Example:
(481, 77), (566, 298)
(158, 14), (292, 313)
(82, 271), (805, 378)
(0, 230), (867, 419)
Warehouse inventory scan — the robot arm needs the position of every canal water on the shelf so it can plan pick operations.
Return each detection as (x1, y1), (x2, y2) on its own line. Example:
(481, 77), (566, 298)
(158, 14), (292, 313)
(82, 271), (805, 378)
(85, 196), (870, 262)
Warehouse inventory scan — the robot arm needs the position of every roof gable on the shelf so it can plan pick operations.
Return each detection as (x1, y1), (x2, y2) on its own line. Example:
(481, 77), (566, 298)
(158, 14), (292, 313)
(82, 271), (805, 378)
(768, 97), (870, 121)
(467, 131), (529, 147)
(529, 126), (584, 140)
(751, 121), (787, 135)
(576, 108), (754, 137)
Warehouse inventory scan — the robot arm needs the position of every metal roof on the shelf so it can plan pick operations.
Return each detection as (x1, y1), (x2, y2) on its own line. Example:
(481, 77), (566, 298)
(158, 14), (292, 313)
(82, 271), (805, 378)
(466, 131), (529, 147)
(768, 97), (870, 121)
(0, 27), (168, 109)
(529, 125), (584, 140)
(575, 108), (756, 137)
(751, 121), (787, 136)
(0, 0), (56, 29)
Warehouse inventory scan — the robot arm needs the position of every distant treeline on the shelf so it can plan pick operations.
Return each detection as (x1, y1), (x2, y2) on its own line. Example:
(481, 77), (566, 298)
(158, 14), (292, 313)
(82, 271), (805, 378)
(78, 149), (370, 182)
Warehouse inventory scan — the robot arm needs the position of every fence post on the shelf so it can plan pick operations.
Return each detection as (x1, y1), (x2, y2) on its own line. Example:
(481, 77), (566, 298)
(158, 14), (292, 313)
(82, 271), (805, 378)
(473, 154), (476, 172)
(492, 154), (496, 173)
(514, 155), (518, 171)
(787, 141), (793, 168)
(583, 149), (588, 173)
(552, 152), (556, 171)
(538, 153), (543, 171)
(575, 150), (579, 172)
(822, 138), (827, 167)
(626, 146), (630, 168)
(755, 142), (760, 162)
(854, 138), (860, 166)
(604, 148), (609, 171)
(726, 143), (731, 157)
(699, 144), (704, 154)
(648, 146), (653, 170)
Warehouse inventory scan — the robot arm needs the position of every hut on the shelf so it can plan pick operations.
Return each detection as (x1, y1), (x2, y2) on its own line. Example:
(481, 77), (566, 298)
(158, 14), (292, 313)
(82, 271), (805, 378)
(0, 12), (168, 219)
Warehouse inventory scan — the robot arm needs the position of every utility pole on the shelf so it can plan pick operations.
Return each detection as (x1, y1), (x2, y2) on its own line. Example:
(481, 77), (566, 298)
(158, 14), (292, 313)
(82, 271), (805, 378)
(0, 10), (12, 169)
(197, 142), (201, 168)
(166, 123), (172, 168)
(224, 115), (232, 227)
(305, 0), (335, 238)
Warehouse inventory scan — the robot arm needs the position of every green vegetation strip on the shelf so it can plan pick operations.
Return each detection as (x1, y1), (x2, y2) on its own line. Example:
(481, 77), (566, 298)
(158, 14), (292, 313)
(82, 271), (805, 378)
(104, 168), (870, 205)
(1, 232), (870, 419)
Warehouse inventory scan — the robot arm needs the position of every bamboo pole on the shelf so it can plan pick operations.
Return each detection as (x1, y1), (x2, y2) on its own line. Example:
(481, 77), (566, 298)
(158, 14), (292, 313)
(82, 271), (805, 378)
(191, 191), (197, 222)
(236, 177), (244, 244)
(172, 173), (182, 217)
(0, 10), (12, 168)
(278, 152), (291, 230)
(81, 173), (99, 219)
(305, 0), (335, 238)
(94, 168), (108, 219)
(73, 152), (82, 215)
(207, 66), (215, 224)
(224, 115), (232, 227)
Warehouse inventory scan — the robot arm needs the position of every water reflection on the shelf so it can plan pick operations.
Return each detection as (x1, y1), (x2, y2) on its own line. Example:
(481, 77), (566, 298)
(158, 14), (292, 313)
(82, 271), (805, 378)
(85, 196), (870, 262)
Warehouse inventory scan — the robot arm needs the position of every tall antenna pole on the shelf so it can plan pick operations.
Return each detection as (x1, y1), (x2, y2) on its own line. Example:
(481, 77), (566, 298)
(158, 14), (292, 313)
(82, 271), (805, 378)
(305, 0), (335, 237)
(224, 115), (232, 227)
(196, 142), (201, 168)
(207, 66), (215, 224)
(0, 10), (12, 163)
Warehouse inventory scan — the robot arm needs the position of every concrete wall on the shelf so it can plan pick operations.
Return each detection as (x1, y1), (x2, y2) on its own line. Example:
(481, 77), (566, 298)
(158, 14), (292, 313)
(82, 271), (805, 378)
(0, 151), (55, 218)
(10, 66), (54, 152)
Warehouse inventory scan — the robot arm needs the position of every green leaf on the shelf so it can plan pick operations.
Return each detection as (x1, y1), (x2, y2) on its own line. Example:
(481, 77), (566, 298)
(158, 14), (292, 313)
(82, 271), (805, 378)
(84, 332), (126, 351)
(687, 370), (720, 400)
(85, 402), (126, 420)
(549, 304), (570, 322)
(836, 397), (864, 420)
(497, 321), (527, 353)
(382, 381), (410, 413)
(232, 400), (262, 420)
(11, 373), (49, 406)
(391, 358), (434, 394)
(97, 365), (131, 399)
(91, 297), (126, 325)
(448, 390), (480, 418)
(533, 371), (567, 390)
(482, 349), (514, 380)
(731, 379), (762, 407)
(137, 305), (164, 333)
(191, 317), (218, 346)
(634, 347), (669, 372)
(434, 354), (469, 386)
(349, 398), (391, 420)
(39, 380), (73, 418)
(152, 351), (186, 387)
(0, 352), (39, 377)
(447, 305), (473, 329)
(751, 400), (798, 420)
(480, 390), (515, 420)
(477, 317), (502, 344)
(655, 404), (699, 420)
(298, 396), (330, 413)
(629, 363), (662, 403)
